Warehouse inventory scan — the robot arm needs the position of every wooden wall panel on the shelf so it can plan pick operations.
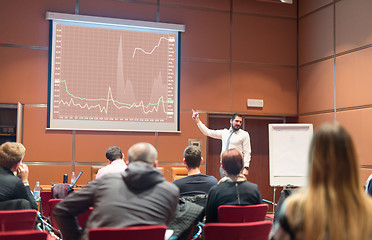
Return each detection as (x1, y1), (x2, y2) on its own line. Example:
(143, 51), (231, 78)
(158, 112), (208, 165)
(23, 106), (73, 163)
(232, 14), (297, 65)
(232, 64), (297, 114)
(298, 0), (332, 17)
(75, 131), (155, 163)
(360, 168), (372, 189)
(79, 0), (157, 22)
(299, 6), (333, 64)
(158, 112), (204, 163)
(74, 165), (95, 185)
(180, 60), (230, 111)
(161, 0), (230, 10)
(0, 0), (75, 46)
(234, 0), (297, 18)
(159, 5), (230, 60)
(28, 165), (72, 190)
(336, 49), (372, 109)
(337, 109), (372, 166)
(298, 113), (334, 129)
(336, 0), (372, 54)
(299, 59), (334, 114)
(0, 48), (48, 104)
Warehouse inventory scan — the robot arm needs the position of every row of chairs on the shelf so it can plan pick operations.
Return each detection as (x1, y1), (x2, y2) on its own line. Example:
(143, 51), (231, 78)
(0, 209), (48, 240)
(212, 204), (272, 240)
(0, 222), (271, 240)
(0, 203), (272, 240)
(88, 221), (272, 240)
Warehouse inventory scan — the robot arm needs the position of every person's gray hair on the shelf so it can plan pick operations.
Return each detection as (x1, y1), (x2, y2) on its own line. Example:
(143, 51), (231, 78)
(127, 142), (157, 165)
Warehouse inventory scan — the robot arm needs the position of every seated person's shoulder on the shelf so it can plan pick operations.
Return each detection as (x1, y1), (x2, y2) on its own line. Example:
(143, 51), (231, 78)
(206, 174), (218, 183)
(165, 180), (180, 190)
(161, 181), (180, 199)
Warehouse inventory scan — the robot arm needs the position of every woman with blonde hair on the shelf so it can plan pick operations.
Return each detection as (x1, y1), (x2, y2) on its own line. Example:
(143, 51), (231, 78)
(273, 122), (372, 240)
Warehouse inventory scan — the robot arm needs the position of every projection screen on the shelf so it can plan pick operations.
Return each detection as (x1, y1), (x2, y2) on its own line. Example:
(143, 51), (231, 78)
(46, 12), (184, 132)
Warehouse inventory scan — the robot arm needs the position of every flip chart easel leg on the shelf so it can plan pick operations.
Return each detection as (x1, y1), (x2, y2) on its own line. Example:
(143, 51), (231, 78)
(273, 186), (276, 213)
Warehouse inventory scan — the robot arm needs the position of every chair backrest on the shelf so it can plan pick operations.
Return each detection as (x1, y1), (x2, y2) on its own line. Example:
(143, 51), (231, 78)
(218, 204), (268, 223)
(40, 191), (53, 217)
(49, 199), (93, 230)
(171, 167), (188, 180)
(0, 209), (37, 232)
(77, 207), (93, 229)
(204, 221), (273, 240)
(48, 199), (63, 230)
(91, 166), (104, 180)
(88, 225), (167, 240)
(0, 230), (48, 240)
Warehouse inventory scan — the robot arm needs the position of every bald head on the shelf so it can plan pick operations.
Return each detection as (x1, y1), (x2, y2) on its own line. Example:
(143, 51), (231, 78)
(127, 142), (158, 165)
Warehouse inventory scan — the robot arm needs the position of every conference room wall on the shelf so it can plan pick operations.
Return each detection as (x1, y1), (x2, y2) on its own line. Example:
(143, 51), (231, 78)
(234, 0), (297, 18)
(160, 4), (230, 60)
(28, 165), (75, 188)
(0, 47), (48, 104)
(180, 61), (230, 111)
(23, 107), (73, 163)
(298, 4), (334, 65)
(0, 0), (298, 188)
(298, 60), (334, 114)
(0, 0), (75, 47)
(298, 0), (332, 17)
(336, 0), (372, 54)
(232, 64), (297, 115)
(232, 14), (296, 66)
(298, 0), (372, 181)
(337, 110), (372, 167)
(79, 0), (158, 22)
(336, 47), (372, 109)
(298, 113), (334, 130)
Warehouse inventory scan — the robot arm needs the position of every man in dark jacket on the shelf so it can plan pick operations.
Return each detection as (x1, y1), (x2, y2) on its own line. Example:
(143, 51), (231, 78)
(0, 142), (38, 210)
(53, 142), (179, 240)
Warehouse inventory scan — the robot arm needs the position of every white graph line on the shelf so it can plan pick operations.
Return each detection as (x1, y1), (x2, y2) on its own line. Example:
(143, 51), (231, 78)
(132, 37), (173, 58)
(58, 86), (168, 115)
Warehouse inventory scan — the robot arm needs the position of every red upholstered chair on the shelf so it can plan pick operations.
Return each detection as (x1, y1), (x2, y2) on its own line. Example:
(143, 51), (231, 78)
(40, 191), (53, 217)
(266, 213), (274, 220)
(204, 221), (273, 240)
(49, 199), (93, 230)
(88, 225), (167, 240)
(0, 209), (38, 231)
(48, 199), (63, 230)
(218, 204), (268, 223)
(0, 230), (48, 240)
(77, 207), (93, 229)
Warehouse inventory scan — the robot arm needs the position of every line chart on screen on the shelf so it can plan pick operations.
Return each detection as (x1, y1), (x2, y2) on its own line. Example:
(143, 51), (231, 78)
(47, 13), (184, 132)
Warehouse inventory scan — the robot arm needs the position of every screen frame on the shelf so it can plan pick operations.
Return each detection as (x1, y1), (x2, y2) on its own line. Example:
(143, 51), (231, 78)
(46, 12), (184, 133)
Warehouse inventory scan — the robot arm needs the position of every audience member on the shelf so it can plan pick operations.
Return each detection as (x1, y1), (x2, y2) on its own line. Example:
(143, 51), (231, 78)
(95, 146), (127, 179)
(273, 123), (372, 240)
(168, 146), (215, 239)
(205, 148), (262, 223)
(53, 142), (180, 240)
(0, 142), (37, 210)
(365, 173), (372, 196)
(173, 145), (217, 197)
